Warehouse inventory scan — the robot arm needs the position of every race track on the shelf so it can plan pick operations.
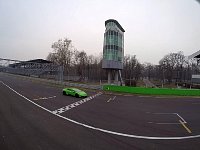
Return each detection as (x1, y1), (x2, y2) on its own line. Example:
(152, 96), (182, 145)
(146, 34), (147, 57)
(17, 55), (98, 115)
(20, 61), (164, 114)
(0, 73), (200, 150)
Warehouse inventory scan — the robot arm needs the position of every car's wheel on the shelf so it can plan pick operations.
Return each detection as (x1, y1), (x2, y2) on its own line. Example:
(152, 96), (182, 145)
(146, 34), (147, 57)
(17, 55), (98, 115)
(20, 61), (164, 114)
(75, 94), (79, 98)
(63, 91), (66, 95)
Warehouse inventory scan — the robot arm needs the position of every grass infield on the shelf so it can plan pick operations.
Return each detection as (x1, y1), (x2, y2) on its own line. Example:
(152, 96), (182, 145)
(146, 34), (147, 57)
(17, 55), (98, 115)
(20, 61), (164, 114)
(103, 85), (200, 96)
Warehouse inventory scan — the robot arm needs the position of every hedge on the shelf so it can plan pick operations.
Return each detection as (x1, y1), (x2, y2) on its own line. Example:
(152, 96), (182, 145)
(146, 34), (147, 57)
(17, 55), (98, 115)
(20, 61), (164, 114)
(103, 85), (200, 96)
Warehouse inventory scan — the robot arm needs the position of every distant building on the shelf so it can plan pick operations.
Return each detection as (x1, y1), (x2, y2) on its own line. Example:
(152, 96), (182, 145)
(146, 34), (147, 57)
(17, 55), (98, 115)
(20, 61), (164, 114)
(7, 59), (57, 77)
(188, 50), (200, 84)
(9, 59), (52, 68)
(188, 50), (200, 64)
(102, 19), (125, 84)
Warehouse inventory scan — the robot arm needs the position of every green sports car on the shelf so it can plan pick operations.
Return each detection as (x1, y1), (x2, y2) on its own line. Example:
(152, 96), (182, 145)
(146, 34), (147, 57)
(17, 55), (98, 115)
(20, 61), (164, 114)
(62, 88), (87, 98)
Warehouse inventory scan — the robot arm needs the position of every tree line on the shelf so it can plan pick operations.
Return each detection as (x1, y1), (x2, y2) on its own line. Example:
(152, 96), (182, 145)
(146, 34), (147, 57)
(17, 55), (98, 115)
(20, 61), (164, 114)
(47, 37), (199, 86)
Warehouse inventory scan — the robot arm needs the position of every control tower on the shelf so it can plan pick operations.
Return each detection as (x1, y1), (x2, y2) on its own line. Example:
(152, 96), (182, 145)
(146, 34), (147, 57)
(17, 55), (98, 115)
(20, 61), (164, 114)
(102, 19), (125, 85)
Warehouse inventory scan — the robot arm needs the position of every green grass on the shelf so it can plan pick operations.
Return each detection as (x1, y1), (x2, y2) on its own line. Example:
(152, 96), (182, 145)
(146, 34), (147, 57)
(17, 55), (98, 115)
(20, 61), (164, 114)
(103, 85), (200, 96)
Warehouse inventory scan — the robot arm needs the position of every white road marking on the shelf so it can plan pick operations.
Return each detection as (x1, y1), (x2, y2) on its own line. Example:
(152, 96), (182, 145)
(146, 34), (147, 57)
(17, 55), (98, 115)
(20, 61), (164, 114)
(138, 96), (152, 98)
(1, 80), (200, 140)
(192, 102), (200, 105)
(155, 122), (181, 125)
(0, 81), (53, 114)
(107, 96), (116, 103)
(124, 95), (132, 97)
(191, 97), (200, 99)
(147, 112), (187, 125)
(155, 97), (168, 99)
(53, 92), (102, 114)
(33, 96), (56, 101)
(107, 98), (112, 102)
(179, 120), (192, 134)
(115, 94), (122, 96)
(153, 113), (187, 124)
(176, 113), (187, 124)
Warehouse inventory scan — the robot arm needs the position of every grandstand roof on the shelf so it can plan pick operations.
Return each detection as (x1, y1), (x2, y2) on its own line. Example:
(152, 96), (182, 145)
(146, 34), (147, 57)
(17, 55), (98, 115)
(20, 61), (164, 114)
(188, 50), (200, 59)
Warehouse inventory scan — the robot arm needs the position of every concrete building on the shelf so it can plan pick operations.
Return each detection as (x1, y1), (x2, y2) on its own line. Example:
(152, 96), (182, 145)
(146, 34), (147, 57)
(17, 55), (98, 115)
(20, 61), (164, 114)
(102, 19), (125, 84)
(188, 50), (200, 84)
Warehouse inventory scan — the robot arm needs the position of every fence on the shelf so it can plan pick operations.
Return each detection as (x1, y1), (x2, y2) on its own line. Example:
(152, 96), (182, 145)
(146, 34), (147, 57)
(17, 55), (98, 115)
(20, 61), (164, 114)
(0, 58), (102, 90)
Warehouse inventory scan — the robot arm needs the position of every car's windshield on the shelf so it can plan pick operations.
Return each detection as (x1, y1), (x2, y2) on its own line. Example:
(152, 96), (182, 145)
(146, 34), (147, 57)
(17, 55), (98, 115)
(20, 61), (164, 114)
(72, 88), (82, 92)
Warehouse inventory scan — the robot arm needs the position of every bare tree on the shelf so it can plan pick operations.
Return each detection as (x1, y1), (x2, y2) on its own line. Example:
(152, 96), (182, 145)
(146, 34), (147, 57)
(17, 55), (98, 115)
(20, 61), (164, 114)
(46, 52), (57, 63)
(47, 38), (74, 75)
(143, 63), (154, 80)
(46, 37), (198, 86)
(74, 51), (88, 80)
(159, 51), (187, 83)
(122, 55), (142, 86)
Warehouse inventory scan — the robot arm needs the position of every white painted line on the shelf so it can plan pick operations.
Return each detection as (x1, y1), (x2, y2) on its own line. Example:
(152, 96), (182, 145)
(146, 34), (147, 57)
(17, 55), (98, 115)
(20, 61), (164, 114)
(150, 112), (187, 124)
(191, 97), (200, 99)
(192, 102), (200, 105)
(176, 113), (187, 124)
(148, 122), (181, 125)
(1, 80), (200, 140)
(33, 96), (56, 101)
(115, 94), (122, 96)
(156, 123), (181, 125)
(148, 121), (181, 125)
(138, 96), (152, 98)
(179, 120), (192, 134)
(153, 113), (173, 115)
(107, 96), (116, 103)
(0, 81), (53, 114)
(53, 92), (102, 114)
(107, 98), (112, 103)
(155, 97), (168, 99)
(124, 95), (132, 97)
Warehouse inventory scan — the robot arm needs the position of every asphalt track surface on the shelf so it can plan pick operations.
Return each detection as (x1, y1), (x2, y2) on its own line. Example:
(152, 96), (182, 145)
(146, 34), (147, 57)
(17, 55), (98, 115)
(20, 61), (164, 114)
(0, 73), (200, 150)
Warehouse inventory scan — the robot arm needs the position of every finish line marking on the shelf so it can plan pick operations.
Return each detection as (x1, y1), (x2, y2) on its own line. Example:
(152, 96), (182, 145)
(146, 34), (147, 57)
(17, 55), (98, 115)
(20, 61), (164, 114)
(52, 92), (102, 114)
(1, 80), (200, 140)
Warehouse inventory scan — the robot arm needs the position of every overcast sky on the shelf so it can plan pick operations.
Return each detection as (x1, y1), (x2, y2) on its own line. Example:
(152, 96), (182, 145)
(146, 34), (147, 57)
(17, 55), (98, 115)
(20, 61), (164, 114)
(0, 0), (200, 64)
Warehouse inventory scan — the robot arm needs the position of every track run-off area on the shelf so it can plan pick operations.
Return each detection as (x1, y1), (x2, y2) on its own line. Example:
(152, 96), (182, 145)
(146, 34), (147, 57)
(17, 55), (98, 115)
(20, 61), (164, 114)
(0, 73), (200, 150)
